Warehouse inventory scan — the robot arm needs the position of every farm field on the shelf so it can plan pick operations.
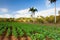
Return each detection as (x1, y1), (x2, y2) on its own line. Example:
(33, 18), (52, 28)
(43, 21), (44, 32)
(0, 22), (60, 40)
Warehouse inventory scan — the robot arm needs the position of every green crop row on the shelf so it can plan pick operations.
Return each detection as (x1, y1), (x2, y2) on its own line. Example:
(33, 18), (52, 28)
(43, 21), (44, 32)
(0, 22), (60, 40)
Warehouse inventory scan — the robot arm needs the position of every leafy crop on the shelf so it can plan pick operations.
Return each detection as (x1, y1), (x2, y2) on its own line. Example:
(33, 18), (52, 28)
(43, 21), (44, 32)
(0, 22), (60, 40)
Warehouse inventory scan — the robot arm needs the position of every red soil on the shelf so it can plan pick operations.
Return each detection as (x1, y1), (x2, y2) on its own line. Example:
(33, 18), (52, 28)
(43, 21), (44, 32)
(0, 36), (31, 40)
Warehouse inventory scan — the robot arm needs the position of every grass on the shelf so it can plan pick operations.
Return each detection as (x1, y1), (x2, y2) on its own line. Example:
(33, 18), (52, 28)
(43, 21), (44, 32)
(0, 22), (60, 40)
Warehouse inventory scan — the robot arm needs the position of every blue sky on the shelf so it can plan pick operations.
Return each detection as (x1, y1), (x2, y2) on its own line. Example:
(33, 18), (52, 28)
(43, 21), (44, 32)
(0, 0), (46, 11)
(0, 0), (60, 18)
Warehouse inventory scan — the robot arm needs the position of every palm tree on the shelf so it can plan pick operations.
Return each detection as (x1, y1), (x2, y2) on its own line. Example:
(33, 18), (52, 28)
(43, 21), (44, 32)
(49, 0), (57, 23)
(29, 7), (38, 18)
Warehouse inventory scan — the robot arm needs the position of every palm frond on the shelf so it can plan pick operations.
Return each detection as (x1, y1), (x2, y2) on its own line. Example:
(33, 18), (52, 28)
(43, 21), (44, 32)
(49, 0), (56, 3)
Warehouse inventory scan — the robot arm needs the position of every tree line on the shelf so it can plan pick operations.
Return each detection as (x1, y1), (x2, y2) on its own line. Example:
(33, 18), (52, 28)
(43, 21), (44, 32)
(0, 14), (60, 24)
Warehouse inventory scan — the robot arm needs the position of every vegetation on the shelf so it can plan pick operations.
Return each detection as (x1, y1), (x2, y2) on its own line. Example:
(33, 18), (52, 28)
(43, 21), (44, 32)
(0, 15), (60, 24)
(0, 22), (60, 40)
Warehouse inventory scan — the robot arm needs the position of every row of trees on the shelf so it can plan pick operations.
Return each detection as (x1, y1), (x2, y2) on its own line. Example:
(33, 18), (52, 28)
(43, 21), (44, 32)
(17, 15), (60, 23)
(0, 18), (15, 22)
(0, 15), (60, 23)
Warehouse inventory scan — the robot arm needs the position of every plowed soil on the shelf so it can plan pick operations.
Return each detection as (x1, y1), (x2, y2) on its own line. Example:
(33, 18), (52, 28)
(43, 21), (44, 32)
(0, 36), (31, 40)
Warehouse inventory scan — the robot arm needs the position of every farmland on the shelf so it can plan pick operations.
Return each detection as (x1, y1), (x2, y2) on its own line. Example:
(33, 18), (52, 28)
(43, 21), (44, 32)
(0, 22), (60, 40)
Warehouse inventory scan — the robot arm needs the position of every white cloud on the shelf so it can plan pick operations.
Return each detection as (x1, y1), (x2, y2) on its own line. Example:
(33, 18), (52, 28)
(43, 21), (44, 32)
(0, 8), (8, 12)
(35, 8), (60, 17)
(14, 8), (60, 18)
(15, 8), (29, 14)
(14, 13), (31, 18)
(0, 8), (31, 18)
(0, 8), (60, 18)
(13, 8), (31, 18)
(0, 14), (13, 18)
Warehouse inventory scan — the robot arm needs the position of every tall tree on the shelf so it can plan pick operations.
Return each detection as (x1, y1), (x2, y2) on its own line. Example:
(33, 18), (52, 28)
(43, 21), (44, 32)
(29, 7), (38, 18)
(49, 0), (57, 23)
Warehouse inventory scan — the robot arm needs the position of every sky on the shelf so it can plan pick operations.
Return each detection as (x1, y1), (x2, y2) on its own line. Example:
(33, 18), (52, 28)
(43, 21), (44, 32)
(0, 0), (60, 18)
